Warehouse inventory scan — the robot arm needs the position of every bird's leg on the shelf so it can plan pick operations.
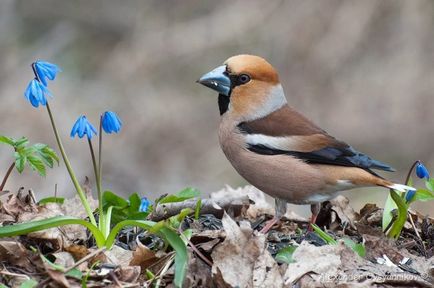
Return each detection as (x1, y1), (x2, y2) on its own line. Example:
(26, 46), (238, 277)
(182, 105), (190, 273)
(259, 198), (287, 234)
(308, 203), (321, 231)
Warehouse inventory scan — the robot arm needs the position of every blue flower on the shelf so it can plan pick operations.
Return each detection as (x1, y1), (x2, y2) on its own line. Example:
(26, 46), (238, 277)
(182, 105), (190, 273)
(70, 116), (97, 140)
(139, 197), (150, 212)
(24, 79), (52, 108)
(33, 60), (61, 86)
(101, 111), (122, 134)
(416, 161), (430, 180)
(405, 189), (416, 203)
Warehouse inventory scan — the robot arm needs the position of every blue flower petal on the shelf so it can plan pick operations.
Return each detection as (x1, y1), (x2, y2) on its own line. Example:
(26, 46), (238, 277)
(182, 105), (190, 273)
(416, 162), (430, 180)
(24, 79), (51, 108)
(139, 197), (150, 212)
(71, 116), (97, 140)
(101, 111), (122, 134)
(405, 189), (416, 203)
(34, 60), (61, 86)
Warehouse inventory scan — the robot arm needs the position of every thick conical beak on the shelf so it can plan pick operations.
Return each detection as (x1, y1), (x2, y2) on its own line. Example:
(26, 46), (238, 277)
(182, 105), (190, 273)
(197, 65), (231, 96)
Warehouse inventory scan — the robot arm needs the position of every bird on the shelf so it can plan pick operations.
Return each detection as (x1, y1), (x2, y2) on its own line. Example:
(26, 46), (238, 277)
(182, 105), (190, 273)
(197, 54), (414, 233)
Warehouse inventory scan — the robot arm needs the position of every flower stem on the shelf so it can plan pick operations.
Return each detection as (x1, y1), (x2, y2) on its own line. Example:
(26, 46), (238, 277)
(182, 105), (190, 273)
(98, 115), (102, 189)
(45, 103), (97, 226)
(404, 160), (420, 185)
(0, 162), (15, 191)
(87, 138), (104, 231)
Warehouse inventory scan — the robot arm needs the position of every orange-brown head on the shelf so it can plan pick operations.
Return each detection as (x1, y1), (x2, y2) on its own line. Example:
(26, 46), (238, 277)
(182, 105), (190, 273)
(198, 55), (287, 121)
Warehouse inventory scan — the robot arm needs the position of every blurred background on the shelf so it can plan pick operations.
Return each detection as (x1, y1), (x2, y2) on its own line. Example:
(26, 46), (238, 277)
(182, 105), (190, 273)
(0, 0), (432, 216)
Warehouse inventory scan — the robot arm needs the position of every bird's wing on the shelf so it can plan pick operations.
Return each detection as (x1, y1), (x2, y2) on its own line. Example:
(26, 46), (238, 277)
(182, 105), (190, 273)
(238, 105), (395, 173)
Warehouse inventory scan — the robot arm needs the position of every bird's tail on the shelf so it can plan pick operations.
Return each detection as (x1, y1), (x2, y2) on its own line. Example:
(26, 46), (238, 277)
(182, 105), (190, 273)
(385, 183), (416, 192)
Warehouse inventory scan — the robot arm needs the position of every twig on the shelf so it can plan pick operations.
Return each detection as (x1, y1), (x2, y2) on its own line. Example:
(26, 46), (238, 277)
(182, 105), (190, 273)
(407, 211), (426, 252)
(150, 195), (249, 221)
(186, 237), (213, 267)
(37, 247), (106, 288)
(109, 270), (123, 287)
(0, 162), (15, 191)
(154, 254), (174, 288)
(178, 227), (213, 267)
(64, 247), (106, 273)
(0, 269), (31, 280)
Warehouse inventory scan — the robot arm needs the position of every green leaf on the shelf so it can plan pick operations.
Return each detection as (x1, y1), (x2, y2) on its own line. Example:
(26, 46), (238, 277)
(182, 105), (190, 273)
(66, 268), (82, 280)
(14, 152), (26, 173)
(82, 261), (99, 287)
(275, 245), (297, 264)
(14, 137), (29, 149)
(194, 199), (202, 220)
(34, 144), (55, 168)
(27, 155), (46, 176)
(19, 279), (38, 288)
(180, 228), (193, 244)
(342, 238), (366, 257)
(159, 187), (200, 204)
(409, 189), (434, 202)
(426, 179), (434, 192)
(387, 190), (409, 239)
(19, 146), (36, 156)
(145, 269), (155, 280)
(39, 197), (65, 205)
(103, 191), (129, 209)
(40, 145), (59, 165)
(382, 191), (398, 231)
(105, 219), (156, 249)
(311, 224), (337, 245)
(0, 216), (105, 248)
(0, 135), (15, 146)
(40, 253), (65, 271)
(160, 227), (188, 288)
(128, 193), (141, 214)
(169, 208), (193, 229)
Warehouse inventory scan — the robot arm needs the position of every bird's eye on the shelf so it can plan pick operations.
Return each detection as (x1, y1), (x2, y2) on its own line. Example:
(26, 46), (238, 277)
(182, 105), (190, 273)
(238, 74), (251, 84)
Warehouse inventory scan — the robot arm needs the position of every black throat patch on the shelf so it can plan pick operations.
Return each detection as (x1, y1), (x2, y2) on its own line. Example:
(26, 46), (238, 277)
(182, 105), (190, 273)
(218, 94), (230, 115)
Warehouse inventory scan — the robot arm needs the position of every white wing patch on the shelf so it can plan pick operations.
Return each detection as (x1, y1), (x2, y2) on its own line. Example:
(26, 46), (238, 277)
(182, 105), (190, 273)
(244, 133), (321, 152)
(244, 134), (297, 150)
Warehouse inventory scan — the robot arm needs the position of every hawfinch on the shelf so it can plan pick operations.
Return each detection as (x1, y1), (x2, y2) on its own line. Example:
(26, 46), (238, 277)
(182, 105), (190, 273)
(198, 54), (414, 233)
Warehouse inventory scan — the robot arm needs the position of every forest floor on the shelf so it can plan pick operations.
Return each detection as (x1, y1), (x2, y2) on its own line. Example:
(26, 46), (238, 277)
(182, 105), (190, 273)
(0, 186), (432, 287)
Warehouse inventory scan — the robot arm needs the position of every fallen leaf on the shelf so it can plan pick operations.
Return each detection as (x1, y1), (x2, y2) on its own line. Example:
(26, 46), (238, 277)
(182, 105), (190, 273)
(115, 266), (141, 283)
(184, 250), (213, 287)
(0, 241), (33, 271)
(0, 188), (37, 222)
(51, 251), (75, 268)
(129, 237), (158, 271)
(211, 212), (283, 288)
(106, 245), (133, 267)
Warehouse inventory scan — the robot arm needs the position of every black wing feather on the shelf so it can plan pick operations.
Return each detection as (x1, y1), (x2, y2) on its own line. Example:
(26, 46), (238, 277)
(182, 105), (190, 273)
(247, 144), (395, 174)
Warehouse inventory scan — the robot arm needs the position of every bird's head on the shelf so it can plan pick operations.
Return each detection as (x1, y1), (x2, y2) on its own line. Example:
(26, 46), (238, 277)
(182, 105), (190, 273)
(198, 55), (287, 120)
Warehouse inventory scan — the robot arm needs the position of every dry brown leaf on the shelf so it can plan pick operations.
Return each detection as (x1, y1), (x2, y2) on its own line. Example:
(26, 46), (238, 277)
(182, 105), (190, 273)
(0, 189), (37, 222)
(115, 266), (141, 283)
(363, 234), (405, 263)
(283, 241), (433, 287)
(0, 241), (33, 271)
(184, 250), (213, 287)
(212, 185), (273, 219)
(129, 238), (158, 270)
(51, 251), (75, 268)
(329, 195), (358, 229)
(106, 245), (133, 267)
(42, 258), (70, 288)
(283, 241), (343, 286)
(12, 186), (99, 247)
(211, 212), (283, 288)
